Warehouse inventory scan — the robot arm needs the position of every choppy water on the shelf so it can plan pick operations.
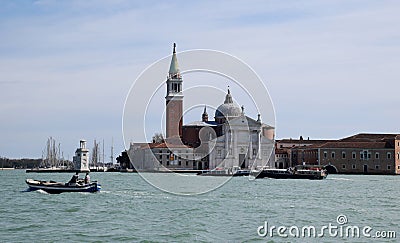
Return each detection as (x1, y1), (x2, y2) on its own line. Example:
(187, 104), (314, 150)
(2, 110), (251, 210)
(0, 170), (399, 242)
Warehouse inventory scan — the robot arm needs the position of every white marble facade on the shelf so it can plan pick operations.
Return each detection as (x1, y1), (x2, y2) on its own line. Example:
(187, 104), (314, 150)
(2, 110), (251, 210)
(207, 114), (275, 170)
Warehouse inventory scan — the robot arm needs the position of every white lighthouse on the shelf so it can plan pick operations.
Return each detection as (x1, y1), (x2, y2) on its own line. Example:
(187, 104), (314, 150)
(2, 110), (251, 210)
(73, 140), (90, 172)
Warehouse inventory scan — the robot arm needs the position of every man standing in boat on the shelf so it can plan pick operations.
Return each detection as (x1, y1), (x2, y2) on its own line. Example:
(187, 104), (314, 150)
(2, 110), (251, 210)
(68, 172), (79, 186)
(84, 172), (90, 184)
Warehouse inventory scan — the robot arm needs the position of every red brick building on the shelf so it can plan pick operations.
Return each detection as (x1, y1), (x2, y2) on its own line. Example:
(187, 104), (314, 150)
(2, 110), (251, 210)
(275, 136), (331, 168)
(286, 133), (400, 174)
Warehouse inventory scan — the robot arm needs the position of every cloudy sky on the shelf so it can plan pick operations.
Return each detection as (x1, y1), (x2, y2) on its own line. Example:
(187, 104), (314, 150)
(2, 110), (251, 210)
(1, 0), (399, 158)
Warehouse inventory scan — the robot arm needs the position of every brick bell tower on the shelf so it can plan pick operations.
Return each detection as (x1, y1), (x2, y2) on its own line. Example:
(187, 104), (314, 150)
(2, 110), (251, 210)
(165, 43), (183, 138)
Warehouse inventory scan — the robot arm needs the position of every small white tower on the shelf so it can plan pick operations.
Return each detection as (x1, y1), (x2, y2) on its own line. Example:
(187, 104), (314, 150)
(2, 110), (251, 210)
(73, 139), (90, 172)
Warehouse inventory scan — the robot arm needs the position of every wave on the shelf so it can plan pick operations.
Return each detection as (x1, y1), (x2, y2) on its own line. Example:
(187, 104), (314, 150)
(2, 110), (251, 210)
(36, 189), (50, 194)
(327, 177), (352, 181)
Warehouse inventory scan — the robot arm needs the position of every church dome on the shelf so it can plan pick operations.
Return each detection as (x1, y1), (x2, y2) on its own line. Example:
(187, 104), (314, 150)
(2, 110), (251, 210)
(215, 89), (242, 120)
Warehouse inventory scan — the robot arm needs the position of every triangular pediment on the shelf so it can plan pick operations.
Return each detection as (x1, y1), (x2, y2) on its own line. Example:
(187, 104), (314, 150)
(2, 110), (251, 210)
(224, 115), (273, 129)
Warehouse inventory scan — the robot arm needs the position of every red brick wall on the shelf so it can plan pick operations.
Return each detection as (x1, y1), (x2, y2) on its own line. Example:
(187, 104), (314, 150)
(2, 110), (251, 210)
(166, 99), (183, 138)
(182, 126), (201, 147)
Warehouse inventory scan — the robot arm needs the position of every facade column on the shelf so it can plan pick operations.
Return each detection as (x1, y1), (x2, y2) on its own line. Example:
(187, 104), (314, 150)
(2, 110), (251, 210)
(249, 132), (253, 159)
(209, 146), (213, 169)
(225, 127), (229, 155)
(258, 130), (261, 159)
(233, 130), (237, 159)
(229, 129), (233, 157)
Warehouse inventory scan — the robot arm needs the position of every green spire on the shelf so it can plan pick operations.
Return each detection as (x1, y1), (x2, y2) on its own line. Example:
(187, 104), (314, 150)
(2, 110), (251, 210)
(169, 43), (180, 78)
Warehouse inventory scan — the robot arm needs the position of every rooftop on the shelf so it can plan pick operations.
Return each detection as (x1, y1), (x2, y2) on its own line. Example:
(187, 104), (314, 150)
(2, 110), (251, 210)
(340, 133), (398, 142)
(183, 121), (218, 127)
(281, 133), (400, 150)
(319, 141), (390, 149)
(143, 142), (191, 149)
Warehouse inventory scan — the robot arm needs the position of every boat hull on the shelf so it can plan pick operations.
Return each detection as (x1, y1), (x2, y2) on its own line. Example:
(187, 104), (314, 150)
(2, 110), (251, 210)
(198, 170), (250, 177)
(26, 179), (101, 194)
(252, 169), (327, 180)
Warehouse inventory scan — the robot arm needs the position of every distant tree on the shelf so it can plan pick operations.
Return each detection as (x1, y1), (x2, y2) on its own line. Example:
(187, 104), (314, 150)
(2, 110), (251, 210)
(152, 133), (164, 144)
(116, 150), (134, 170)
(0, 157), (42, 168)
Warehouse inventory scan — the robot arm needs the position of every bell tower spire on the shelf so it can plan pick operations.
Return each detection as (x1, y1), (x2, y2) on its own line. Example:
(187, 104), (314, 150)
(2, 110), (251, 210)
(202, 106), (208, 122)
(169, 43), (180, 79)
(165, 43), (183, 138)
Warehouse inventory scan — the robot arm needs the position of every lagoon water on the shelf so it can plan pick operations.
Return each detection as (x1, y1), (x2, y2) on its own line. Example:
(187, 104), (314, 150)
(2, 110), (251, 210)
(0, 169), (399, 242)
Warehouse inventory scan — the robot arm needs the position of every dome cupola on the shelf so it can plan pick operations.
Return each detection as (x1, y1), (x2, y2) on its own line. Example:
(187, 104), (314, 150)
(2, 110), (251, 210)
(215, 89), (242, 123)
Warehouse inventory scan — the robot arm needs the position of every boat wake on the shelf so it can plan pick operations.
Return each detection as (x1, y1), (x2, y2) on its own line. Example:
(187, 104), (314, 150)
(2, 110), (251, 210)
(327, 177), (352, 181)
(36, 189), (50, 194)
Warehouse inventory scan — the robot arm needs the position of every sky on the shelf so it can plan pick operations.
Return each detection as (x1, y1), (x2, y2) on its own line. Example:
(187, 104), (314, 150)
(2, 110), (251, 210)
(1, 0), (399, 158)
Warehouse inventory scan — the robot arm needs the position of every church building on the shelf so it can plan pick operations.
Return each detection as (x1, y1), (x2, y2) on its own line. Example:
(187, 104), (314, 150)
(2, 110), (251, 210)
(128, 44), (275, 171)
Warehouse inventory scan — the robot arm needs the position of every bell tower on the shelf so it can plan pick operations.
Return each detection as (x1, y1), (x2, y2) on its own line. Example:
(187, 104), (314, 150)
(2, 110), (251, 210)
(165, 43), (183, 138)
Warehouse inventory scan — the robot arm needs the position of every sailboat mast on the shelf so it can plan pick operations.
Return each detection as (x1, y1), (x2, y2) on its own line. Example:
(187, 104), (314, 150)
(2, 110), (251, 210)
(46, 138), (50, 167)
(58, 142), (61, 167)
(102, 139), (105, 166)
(110, 137), (114, 164)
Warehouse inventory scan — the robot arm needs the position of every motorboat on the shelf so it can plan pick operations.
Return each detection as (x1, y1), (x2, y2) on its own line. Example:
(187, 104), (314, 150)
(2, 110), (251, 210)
(198, 166), (250, 176)
(252, 166), (327, 180)
(26, 179), (101, 194)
